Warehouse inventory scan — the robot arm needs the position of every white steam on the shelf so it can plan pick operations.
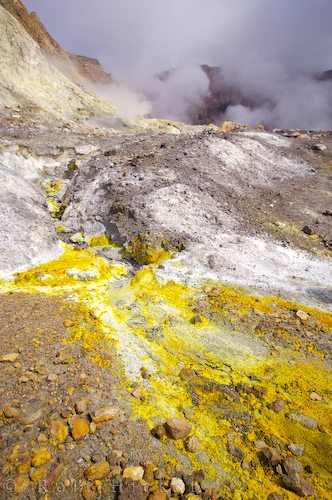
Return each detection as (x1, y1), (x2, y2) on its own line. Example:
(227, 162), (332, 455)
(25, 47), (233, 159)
(25, 0), (332, 129)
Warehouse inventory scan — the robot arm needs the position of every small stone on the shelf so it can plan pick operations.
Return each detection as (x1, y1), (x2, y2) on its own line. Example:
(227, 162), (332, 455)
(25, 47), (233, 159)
(91, 406), (121, 424)
(252, 385), (267, 399)
(185, 436), (203, 453)
(311, 143), (327, 151)
(54, 352), (72, 365)
(310, 392), (322, 401)
(287, 411), (318, 430)
(190, 314), (202, 325)
(165, 418), (192, 440)
(69, 417), (90, 441)
(148, 488), (167, 500)
(84, 461), (110, 481)
(49, 420), (69, 444)
(16, 461), (31, 474)
(81, 484), (97, 500)
(0, 353), (19, 362)
(30, 466), (47, 481)
(296, 310), (310, 321)
(304, 465), (314, 474)
(75, 397), (89, 413)
(31, 448), (51, 467)
(288, 443), (305, 457)
(170, 477), (186, 495)
(140, 367), (151, 379)
(131, 386), (145, 401)
(228, 444), (244, 462)
(47, 373), (58, 382)
(151, 424), (166, 439)
(302, 226), (313, 236)
(3, 403), (20, 418)
(268, 494), (284, 500)
(282, 473), (315, 497)
(14, 476), (29, 494)
(282, 458), (304, 475)
(19, 376), (29, 383)
(119, 478), (149, 499)
(269, 399), (287, 412)
(123, 466), (144, 480)
(22, 408), (43, 424)
(180, 368), (197, 381)
(70, 232), (85, 243)
(143, 461), (155, 484)
(64, 319), (75, 328)
(260, 447), (282, 467)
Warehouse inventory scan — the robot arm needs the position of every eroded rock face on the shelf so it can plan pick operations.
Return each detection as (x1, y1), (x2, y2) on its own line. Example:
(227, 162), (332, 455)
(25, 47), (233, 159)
(0, 0), (113, 88)
(0, 6), (113, 120)
(61, 129), (332, 302)
(0, 150), (61, 276)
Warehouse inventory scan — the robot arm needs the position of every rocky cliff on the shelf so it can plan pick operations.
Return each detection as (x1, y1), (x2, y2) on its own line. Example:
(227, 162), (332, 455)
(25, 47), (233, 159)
(0, 6), (114, 121)
(0, 0), (113, 88)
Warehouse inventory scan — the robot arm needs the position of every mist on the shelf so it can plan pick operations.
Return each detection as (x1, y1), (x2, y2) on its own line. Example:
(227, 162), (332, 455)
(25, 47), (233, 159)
(25, 0), (332, 129)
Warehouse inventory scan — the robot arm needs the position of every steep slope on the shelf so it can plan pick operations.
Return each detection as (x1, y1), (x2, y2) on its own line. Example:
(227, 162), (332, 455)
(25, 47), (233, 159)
(0, 6), (113, 120)
(0, 0), (113, 86)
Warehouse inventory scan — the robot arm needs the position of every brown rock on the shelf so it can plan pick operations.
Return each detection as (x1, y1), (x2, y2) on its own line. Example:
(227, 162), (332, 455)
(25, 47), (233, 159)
(186, 435), (203, 453)
(260, 447), (282, 468)
(143, 461), (155, 484)
(131, 386), (145, 401)
(165, 418), (192, 439)
(69, 416), (89, 441)
(282, 473), (315, 497)
(228, 444), (244, 461)
(140, 367), (151, 379)
(91, 406), (121, 424)
(119, 478), (149, 500)
(148, 488), (167, 500)
(3, 403), (20, 418)
(282, 458), (304, 475)
(84, 461), (110, 481)
(81, 484), (98, 500)
(180, 368), (197, 381)
(269, 399), (287, 412)
(268, 494), (284, 500)
(151, 424), (166, 439)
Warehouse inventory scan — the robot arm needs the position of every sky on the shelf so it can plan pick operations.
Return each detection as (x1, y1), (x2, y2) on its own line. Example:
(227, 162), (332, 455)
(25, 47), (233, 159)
(24, 0), (332, 129)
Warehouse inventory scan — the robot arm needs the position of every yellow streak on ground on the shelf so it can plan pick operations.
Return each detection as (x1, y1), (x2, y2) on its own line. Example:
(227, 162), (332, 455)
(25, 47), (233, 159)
(1, 244), (331, 498)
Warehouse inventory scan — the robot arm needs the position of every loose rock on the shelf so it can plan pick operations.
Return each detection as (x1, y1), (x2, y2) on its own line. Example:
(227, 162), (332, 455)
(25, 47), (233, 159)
(170, 477), (186, 495)
(91, 406), (121, 424)
(69, 416), (90, 441)
(123, 466), (144, 480)
(287, 411), (318, 430)
(165, 418), (192, 439)
(185, 436), (203, 453)
(282, 472), (315, 497)
(84, 461), (110, 481)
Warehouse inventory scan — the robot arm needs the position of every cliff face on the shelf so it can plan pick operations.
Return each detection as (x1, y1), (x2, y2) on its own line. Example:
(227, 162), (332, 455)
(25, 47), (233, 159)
(0, 0), (113, 86)
(0, 6), (113, 120)
(0, 0), (66, 57)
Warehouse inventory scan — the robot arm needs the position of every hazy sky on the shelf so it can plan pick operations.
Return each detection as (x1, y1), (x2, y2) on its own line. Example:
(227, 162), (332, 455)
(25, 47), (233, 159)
(24, 0), (332, 128)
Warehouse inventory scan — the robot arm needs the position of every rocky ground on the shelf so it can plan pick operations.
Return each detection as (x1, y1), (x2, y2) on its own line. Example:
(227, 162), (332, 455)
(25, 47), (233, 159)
(0, 113), (332, 499)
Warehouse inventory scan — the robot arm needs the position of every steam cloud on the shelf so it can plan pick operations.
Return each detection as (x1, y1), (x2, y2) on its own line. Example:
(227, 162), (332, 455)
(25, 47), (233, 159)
(25, 0), (332, 129)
